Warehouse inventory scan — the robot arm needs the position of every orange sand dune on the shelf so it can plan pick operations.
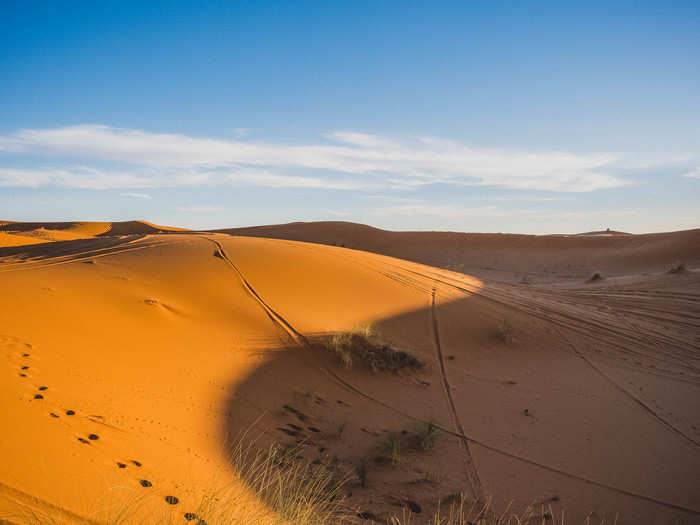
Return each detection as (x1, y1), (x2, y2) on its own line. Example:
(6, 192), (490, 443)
(217, 221), (700, 283)
(0, 221), (189, 249)
(1, 230), (699, 524)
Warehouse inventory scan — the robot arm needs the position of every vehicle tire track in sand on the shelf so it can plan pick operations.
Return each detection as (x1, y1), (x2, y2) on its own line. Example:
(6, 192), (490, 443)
(208, 237), (700, 516)
(555, 326), (700, 449)
(0, 237), (166, 273)
(430, 287), (483, 500)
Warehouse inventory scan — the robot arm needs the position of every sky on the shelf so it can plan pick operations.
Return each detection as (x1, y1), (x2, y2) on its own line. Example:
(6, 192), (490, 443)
(1, 1), (699, 234)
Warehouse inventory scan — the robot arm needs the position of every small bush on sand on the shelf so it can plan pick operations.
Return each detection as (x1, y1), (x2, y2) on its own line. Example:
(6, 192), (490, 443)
(386, 433), (402, 465)
(587, 271), (603, 282)
(668, 261), (686, 274)
(414, 421), (438, 451)
(317, 331), (423, 373)
(355, 459), (368, 488)
(496, 317), (514, 344)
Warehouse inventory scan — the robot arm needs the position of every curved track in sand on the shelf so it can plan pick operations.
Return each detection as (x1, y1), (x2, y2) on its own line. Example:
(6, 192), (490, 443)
(209, 235), (700, 516)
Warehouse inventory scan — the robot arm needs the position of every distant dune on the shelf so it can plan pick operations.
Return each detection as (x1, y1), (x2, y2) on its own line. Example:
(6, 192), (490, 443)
(216, 221), (700, 283)
(1, 222), (699, 524)
(0, 220), (189, 248)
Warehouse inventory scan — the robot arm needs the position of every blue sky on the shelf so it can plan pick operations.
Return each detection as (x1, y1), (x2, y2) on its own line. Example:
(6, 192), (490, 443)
(1, 1), (699, 233)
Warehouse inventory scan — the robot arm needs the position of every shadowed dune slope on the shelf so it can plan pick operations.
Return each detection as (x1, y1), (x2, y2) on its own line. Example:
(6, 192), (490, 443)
(0, 233), (699, 524)
(216, 221), (700, 283)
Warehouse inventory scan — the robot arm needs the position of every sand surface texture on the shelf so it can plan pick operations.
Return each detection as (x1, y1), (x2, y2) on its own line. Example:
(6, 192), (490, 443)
(1, 222), (699, 524)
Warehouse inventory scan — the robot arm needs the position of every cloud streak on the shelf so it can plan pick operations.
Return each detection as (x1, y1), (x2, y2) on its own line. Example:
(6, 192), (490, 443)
(683, 167), (700, 179)
(120, 192), (152, 200)
(0, 124), (628, 192)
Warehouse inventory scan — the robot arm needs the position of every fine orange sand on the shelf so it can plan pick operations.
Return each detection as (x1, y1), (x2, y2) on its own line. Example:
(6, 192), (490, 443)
(1, 221), (699, 524)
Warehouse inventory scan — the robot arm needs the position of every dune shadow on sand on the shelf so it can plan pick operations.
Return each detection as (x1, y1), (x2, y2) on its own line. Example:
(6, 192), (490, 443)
(219, 288), (700, 525)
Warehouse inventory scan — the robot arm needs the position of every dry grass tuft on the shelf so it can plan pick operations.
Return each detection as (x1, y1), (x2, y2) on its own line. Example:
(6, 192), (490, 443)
(315, 330), (423, 373)
(587, 271), (603, 282)
(667, 261), (687, 274)
(496, 317), (514, 344)
(390, 494), (616, 525)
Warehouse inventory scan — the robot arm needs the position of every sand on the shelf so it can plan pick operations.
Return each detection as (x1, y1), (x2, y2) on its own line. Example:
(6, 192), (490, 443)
(0, 221), (699, 524)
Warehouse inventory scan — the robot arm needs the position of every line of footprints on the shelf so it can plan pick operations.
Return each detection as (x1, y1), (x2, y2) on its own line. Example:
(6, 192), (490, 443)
(17, 345), (206, 524)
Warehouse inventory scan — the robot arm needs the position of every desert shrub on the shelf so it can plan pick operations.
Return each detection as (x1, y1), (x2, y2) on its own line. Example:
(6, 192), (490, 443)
(414, 421), (438, 451)
(588, 271), (603, 282)
(316, 331), (423, 373)
(355, 459), (368, 488)
(496, 317), (514, 344)
(668, 261), (687, 274)
(519, 274), (532, 285)
(386, 433), (402, 465)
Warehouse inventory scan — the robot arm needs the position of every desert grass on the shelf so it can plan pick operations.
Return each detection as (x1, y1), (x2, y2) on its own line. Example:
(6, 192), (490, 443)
(2, 438), (355, 525)
(315, 328), (423, 373)
(667, 261), (687, 274)
(413, 421), (438, 451)
(496, 317), (514, 344)
(389, 494), (616, 525)
(587, 271), (603, 283)
(2, 471), (617, 525)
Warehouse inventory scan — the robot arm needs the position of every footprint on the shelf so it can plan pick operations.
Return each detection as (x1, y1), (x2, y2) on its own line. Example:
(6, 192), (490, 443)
(117, 462), (127, 469)
(50, 413), (59, 418)
(131, 460), (142, 467)
(34, 394), (44, 400)
(184, 513), (198, 521)
(66, 410), (76, 416)
(38, 386), (47, 391)
(164, 495), (179, 505)
(77, 437), (90, 444)
(21, 366), (29, 370)
(88, 434), (99, 441)
(139, 479), (152, 487)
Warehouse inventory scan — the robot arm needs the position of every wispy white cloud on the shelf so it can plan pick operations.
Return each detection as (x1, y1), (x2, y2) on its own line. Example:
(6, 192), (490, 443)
(682, 167), (700, 179)
(175, 205), (224, 212)
(120, 192), (152, 200)
(0, 166), (372, 191)
(0, 124), (629, 192)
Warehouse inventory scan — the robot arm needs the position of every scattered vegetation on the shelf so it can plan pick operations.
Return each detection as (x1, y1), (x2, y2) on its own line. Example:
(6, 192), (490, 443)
(667, 260), (687, 274)
(386, 432), (402, 465)
(355, 459), (368, 488)
(413, 421), (438, 451)
(389, 494), (615, 525)
(496, 317), (514, 344)
(335, 422), (347, 439)
(315, 330), (423, 373)
(587, 271), (603, 282)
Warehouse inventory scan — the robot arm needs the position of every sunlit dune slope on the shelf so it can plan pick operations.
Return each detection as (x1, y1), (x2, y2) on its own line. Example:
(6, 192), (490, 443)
(1, 232), (699, 524)
(216, 221), (700, 282)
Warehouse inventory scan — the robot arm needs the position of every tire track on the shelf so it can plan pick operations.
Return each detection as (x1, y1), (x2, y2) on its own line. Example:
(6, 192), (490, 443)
(209, 236), (700, 516)
(555, 327), (700, 449)
(430, 287), (483, 500)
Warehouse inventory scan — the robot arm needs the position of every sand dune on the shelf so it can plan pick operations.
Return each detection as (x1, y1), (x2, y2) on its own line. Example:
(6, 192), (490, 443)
(217, 221), (700, 283)
(0, 226), (699, 524)
(0, 221), (188, 249)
